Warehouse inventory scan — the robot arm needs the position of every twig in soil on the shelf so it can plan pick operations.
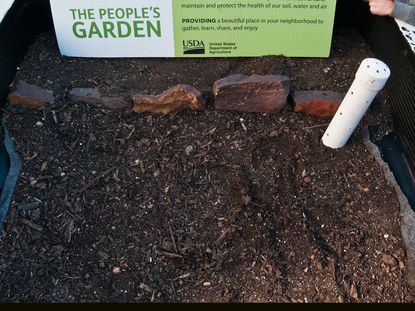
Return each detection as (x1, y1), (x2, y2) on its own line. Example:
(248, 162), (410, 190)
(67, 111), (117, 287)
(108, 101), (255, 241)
(10, 228), (23, 252)
(5, 206), (17, 231)
(24, 152), (38, 161)
(156, 250), (183, 259)
(249, 201), (266, 208)
(304, 123), (330, 130)
(55, 103), (68, 112)
(2, 271), (23, 285)
(64, 205), (82, 221)
(170, 280), (177, 301)
(173, 273), (191, 281)
(87, 78), (98, 85)
(200, 141), (213, 149)
(65, 219), (75, 243)
(76, 166), (117, 193)
(239, 118), (247, 131)
(139, 283), (154, 293)
(168, 224), (179, 254)
(215, 228), (232, 245)
(70, 138), (80, 151)
(52, 110), (58, 124)
(192, 279), (206, 288)
(313, 184), (325, 192)
(62, 275), (82, 280)
(115, 128), (135, 142)
(42, 108), (48, 125)
(17, 202), (41, 211)
(20, 218), (43, 231)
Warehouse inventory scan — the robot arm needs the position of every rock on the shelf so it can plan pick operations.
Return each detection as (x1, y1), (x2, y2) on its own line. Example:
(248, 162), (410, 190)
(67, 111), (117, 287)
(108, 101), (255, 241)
(293, 90), (344, 117)
(69, 88), (130, 110)
(112, 266), (121, 274)
(349, 284), (359, 299)
(382, 253), (398, 266)
(101, 97), (131, 110)
(132, 85), (206, 114)
(213, 74), (290, 113)
(8, 80), (54, 107)
(69, 88), (101, 105)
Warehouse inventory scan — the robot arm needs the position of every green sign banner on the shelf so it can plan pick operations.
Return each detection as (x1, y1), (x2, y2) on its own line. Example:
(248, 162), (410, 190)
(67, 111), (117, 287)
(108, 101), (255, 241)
(50, 0), (337, 58)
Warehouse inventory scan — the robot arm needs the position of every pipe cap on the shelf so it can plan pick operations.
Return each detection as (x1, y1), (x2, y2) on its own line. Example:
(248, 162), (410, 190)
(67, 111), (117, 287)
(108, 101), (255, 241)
(355, 58), (391, 91)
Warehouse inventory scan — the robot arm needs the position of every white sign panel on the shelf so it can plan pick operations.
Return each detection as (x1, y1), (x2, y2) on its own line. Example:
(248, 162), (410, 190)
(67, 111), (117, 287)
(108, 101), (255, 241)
(50, 0), (175, 57)
(49, 0), (337, 58)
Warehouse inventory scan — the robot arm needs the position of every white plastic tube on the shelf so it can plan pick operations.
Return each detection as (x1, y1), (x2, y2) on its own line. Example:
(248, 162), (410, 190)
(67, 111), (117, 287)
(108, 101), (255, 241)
(322, 58), (391, 149)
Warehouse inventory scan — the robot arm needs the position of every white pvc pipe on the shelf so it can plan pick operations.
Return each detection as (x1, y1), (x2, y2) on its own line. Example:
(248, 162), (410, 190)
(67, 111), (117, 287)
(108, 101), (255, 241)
(322, 58), (391, 149)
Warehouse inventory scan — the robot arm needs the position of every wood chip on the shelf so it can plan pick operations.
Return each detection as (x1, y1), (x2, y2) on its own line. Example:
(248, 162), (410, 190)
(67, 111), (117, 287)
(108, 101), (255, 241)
(20, 218), (43, 231)
(17, 202), (41, 211)
(139, 283), (154, 293)
(157, 250), (183, 258)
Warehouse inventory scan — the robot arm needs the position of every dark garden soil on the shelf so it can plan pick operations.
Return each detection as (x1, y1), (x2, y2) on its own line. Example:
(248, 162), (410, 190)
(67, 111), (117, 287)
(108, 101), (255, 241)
(0, 27), (414, 303)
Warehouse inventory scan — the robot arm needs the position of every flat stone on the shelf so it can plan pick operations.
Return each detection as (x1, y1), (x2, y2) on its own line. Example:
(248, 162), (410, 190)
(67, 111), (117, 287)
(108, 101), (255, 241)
(101, 97), (131, 110)
(8, 80), (54, 107)
(69, 88), (130, 110)
(382, 253), (398, 266)
(69, 88), (101, 105)
(213, 74), (290, 113)
(293, 91), (344, 117)
(132, 85), (206, 114)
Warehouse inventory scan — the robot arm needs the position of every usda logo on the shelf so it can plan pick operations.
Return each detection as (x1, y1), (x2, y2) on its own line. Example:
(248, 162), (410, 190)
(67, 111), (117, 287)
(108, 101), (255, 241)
(183, 40), (205, 55)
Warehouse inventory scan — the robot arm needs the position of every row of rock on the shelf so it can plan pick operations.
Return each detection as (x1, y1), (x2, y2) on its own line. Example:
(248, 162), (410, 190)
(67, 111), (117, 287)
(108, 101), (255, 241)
(8, 75), (344, 117)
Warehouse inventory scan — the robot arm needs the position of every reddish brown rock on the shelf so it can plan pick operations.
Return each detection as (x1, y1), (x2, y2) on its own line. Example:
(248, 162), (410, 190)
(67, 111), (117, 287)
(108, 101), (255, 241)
(69, 88), (101, 105)
(69, 88), (130, 110)
(8, 81), (54, 107)
(213, 74), (290, 113)
(132, 85), (206, 114)
(293, 91), (344, 118)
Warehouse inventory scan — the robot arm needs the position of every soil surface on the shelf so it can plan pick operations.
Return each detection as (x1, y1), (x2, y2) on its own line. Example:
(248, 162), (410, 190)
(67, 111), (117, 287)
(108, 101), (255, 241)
(0, 28), (414, 302)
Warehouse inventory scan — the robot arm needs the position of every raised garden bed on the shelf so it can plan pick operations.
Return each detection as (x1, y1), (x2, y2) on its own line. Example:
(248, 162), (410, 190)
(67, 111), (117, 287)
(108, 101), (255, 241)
(1, 0), (415, 303)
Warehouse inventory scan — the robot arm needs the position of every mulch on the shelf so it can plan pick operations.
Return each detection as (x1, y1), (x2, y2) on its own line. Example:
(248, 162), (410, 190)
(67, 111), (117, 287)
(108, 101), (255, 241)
(0, 27), (413, 302)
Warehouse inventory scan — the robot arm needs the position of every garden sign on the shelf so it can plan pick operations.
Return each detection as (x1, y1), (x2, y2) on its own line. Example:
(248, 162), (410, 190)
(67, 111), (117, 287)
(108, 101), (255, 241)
(50, 0), (337, 58)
